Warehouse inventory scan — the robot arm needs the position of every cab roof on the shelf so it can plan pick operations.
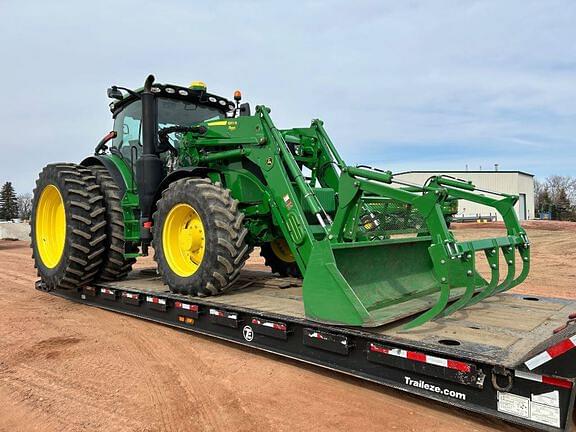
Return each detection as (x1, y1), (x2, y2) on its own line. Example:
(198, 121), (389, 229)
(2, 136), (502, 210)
(109, 82), (236, 116)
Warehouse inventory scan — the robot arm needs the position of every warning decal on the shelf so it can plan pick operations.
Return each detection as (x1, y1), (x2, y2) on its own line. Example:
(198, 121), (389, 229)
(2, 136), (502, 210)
(530, 402), (560, 428)
(497, 392), (529, 419)
(497, 391), (561, 428)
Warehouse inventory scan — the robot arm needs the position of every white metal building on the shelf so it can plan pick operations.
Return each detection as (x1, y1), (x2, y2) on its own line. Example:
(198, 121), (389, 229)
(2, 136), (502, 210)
(394, 170), (535, 221)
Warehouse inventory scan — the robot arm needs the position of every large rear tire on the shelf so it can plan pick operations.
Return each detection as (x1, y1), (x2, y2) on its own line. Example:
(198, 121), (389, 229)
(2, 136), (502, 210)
(152, 178), (250, 296)
(260, 239), (302, 278)
(89, 166), (136, 281)
(31, 163), (107, 289)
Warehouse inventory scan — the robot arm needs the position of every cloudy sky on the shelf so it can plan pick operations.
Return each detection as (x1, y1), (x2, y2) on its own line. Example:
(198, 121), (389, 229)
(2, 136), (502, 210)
(1, 0), (575, 194)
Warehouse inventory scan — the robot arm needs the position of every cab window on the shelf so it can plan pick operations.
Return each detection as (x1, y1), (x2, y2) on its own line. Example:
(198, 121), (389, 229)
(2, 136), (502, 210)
(112, 100), (142, 161)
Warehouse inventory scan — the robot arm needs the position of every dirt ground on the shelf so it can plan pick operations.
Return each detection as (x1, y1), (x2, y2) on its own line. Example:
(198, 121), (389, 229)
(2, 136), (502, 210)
(0, 222), (574, 432)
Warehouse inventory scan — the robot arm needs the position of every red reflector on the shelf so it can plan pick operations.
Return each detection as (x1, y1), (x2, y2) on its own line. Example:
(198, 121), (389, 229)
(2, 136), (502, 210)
(369, 343), (388, 354)
(542, 375), (573, 389)
(175, 301), (198, 311)
(447, 360), (471, 373)
(407, 351), (426, 362)
(548, 338), (575, 358)
(143, 221), (153, 229)
(252, 318), (287, 331)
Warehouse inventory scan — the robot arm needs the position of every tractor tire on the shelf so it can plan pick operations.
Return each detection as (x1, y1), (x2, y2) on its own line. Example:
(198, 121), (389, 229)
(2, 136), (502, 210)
(89, 166), (136, 281)
(260, 239), (302, 278)
(31, 163), (107, 290)
(152, 178), (250, 296)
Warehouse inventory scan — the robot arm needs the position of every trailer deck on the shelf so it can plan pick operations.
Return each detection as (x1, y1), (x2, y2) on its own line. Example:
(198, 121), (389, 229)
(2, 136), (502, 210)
(42, 269), (576, 431)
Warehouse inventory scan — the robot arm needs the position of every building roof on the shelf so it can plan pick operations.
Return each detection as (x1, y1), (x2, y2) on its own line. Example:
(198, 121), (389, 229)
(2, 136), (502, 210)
(395, 170), (534, 177)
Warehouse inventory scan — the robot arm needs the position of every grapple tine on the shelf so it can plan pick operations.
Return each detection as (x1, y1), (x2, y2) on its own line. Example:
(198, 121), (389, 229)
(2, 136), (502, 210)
(402, 247), (452, 330)
(440, 246), (478, 316)
(495, 245), (516, 294)
(464, 241), (500, 307)
(402, 281), (451, 330)
(502, 244), (530, 292)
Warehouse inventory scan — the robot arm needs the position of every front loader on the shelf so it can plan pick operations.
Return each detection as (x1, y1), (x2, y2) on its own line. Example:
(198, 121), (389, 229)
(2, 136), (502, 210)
(30, 75), (530, 329)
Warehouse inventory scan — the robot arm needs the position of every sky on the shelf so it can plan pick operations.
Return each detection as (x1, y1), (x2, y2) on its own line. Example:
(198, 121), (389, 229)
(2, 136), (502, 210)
(1, 0), (575, 194)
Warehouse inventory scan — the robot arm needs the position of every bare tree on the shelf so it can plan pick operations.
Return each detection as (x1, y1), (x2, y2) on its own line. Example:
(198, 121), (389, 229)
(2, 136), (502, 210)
(544, 175), (576, 206)
(17, 193), (32, 220)
(534, 179), (545, 211)
(535, 175), (576, 220)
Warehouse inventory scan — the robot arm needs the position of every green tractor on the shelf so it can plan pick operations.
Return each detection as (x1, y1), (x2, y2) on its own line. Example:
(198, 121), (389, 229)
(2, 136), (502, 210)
(31, 75), (530, 329)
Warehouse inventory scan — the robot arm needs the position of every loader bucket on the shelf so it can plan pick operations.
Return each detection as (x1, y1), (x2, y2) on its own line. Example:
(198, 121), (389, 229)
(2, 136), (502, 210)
(302, 233), (530, 328)
(302, 238), (470, 328)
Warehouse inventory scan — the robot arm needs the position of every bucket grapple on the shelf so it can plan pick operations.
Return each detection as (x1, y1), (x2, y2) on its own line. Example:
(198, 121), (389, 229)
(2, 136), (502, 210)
(303, 165), (530, 329)
(31, 75), (531, 329)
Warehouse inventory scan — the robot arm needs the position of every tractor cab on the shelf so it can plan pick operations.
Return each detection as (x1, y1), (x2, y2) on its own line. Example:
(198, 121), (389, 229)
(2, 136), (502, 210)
(105, 82), (236, 162)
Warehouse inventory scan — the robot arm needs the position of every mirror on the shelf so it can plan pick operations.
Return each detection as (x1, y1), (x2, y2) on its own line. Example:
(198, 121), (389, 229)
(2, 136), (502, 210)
(107, 87), (123, 100)
(239, 102), (251, 116)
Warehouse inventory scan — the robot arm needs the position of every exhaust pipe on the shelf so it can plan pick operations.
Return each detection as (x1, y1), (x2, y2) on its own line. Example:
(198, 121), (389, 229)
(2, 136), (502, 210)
(135, 74), (164, 254)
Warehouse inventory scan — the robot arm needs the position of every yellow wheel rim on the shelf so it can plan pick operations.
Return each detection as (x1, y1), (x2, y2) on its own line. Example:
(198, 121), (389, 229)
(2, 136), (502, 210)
(270, 238), (295, 263)
(162, 203), (205, 277)
(35, 184), (66, 268)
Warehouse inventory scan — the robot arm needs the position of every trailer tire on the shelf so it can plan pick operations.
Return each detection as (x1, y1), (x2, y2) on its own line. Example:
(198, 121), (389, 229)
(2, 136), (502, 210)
(260, 240), (302, 278)
(152, 178), (250, 296)
(31, 163), (107, 290)
(89, 166), (136, 281)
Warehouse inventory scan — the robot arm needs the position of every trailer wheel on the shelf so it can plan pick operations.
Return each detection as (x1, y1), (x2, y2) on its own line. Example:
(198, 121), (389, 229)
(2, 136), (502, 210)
(152, 178), (250, 296)
(89, 166), (136, 281)
(260, 239), (302, 278)
(31, 163), (107, 289)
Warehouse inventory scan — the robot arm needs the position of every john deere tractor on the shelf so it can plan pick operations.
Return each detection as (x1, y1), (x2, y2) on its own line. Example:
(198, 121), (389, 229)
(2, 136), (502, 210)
(31, 75), (530, 329)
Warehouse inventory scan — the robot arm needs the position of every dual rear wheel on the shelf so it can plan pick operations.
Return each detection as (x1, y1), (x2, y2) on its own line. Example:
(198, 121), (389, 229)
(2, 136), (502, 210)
(32, 163), (135, 289)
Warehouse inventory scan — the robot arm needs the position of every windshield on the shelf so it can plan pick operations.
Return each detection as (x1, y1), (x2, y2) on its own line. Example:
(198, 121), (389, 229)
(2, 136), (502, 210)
(157, 97), (224, 129)
(111, 97), (225, 161)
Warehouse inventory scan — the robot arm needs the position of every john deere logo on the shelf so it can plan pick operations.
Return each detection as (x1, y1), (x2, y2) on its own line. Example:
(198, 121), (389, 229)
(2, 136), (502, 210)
(227, 121), (238, 131)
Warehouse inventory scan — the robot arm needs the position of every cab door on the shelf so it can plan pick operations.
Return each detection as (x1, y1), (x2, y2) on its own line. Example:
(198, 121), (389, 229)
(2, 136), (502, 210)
(110, 100), (143, 172)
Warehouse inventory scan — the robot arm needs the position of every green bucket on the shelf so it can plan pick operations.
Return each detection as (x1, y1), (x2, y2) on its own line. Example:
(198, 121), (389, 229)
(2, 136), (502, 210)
(302, 237), (468, 328)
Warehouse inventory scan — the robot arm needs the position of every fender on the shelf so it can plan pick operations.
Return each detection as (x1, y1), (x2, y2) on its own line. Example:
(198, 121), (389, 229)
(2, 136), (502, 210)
(80, 155), (133, 198)
(81, 154), (141, 244)
(152, 167), (214, 214)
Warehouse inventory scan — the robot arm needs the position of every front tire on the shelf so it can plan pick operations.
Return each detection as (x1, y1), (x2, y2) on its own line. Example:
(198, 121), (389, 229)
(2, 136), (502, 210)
(31, 164), (107, 289)
(152, 178), (250, 296)
(260, 239), (302, 278)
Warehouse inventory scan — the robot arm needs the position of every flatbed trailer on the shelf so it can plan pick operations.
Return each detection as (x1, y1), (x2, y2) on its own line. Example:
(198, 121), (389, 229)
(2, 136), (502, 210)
(38, 269), (576, 431)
